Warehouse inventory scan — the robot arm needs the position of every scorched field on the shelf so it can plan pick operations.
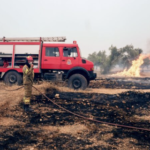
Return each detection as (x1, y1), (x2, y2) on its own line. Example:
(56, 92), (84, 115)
(0, 79), (150, 150)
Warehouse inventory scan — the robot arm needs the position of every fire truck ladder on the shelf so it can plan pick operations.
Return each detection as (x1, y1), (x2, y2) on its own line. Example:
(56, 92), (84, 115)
(0, 37), (66, 42)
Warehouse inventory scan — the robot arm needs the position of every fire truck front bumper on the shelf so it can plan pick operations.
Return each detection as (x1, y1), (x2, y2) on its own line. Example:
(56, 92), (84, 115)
(89, 72), (97, 80)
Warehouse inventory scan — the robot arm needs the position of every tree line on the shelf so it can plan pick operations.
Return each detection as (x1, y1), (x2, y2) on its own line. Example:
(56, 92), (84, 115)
(87, 45), (150, 74)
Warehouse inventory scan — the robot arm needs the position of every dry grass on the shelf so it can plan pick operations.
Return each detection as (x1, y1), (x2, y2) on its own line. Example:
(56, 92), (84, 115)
(134, 115), (150, 121)
(37, 81), (86, 93)
(0, 117), (25, 126)
(41, 123), (88, 135)
(0, 83), (24, 108)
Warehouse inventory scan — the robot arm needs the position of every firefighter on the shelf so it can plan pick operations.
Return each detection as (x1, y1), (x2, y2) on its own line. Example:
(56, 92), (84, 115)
(22, 56), (34, 112)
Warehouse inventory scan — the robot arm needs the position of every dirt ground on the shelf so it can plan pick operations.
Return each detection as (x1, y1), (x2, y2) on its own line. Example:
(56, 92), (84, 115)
(0, 80), (150, 150)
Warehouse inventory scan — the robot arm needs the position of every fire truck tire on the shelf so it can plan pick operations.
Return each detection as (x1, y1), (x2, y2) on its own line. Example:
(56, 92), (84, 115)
(68, 74), (87, 90)
(4, 71), (23, 85)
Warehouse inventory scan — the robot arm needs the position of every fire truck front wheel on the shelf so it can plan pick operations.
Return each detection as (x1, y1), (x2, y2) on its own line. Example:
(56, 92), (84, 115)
(68, 74), (87, 90)
(4, 71), (23, 85)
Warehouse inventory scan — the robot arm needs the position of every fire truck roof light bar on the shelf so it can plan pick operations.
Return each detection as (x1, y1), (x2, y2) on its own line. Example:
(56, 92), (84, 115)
(0, 37), (66, 42)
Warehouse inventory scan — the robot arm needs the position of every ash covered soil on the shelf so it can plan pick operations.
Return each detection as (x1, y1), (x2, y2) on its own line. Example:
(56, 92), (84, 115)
(0, 82), (150, 150)
(53, 78), (150, 89)
(89, 79), (150, 89)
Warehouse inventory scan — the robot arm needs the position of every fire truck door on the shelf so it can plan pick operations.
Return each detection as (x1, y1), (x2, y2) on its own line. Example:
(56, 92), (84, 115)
(42, 47), (61, 70)
(61, 47), (79, 70)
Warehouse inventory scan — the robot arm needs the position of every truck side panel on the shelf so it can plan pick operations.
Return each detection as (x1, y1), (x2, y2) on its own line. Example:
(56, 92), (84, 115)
(0, 42), (41, 76)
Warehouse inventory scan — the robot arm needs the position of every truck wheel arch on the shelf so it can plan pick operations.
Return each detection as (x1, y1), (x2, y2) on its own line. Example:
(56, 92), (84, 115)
(66, 67), (90, 81)
(2, 70), (18, 79)
(3, 70), (23, 85)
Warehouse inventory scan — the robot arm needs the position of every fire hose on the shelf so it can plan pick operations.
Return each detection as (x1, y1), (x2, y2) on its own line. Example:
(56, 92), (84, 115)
(4, 86), (24, 91)
(4, 85), (150, 132)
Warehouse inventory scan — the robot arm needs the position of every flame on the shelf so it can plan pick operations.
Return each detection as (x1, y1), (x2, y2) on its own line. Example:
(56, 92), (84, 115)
(112, 54), (150, 77)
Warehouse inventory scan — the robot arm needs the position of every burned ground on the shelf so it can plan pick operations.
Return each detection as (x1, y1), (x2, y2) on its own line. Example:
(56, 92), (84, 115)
(50, 78), (150, 89)
(0, 82), (150, 150)
(89, 79), (150, 89)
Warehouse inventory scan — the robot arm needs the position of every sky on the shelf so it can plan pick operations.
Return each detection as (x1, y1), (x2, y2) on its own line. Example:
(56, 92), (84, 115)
(0, 0), (150, 58)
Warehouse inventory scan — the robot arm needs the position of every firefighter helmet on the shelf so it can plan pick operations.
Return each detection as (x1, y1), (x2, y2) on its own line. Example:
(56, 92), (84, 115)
(26, 56), (33, 61)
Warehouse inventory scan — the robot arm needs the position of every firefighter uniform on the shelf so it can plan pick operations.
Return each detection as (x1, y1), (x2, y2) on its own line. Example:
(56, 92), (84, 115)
(23, 64), (34, 106)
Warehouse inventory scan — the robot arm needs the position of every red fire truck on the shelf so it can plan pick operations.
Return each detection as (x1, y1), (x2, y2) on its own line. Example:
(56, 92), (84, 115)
(0, 37), (96, 89)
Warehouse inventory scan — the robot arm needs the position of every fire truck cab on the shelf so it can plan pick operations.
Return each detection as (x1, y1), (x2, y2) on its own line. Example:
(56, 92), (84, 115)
(0, 37), (96, 90)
